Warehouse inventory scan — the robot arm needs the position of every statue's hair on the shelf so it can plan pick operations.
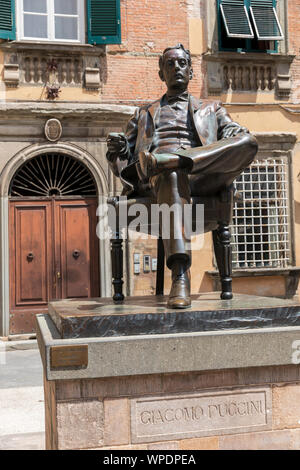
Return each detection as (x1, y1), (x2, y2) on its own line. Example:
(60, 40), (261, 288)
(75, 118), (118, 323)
(159, 44), (192, 71)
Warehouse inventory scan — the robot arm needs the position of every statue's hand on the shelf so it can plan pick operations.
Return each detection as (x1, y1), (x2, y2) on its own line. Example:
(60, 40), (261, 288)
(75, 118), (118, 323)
(106, 133), (129, 161)
(223, 126), (248, 139)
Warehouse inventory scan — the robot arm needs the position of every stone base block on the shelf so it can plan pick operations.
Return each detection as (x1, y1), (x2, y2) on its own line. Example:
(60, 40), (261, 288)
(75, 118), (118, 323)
(43, 368), (300, 450)
(36, 298), (300, 450)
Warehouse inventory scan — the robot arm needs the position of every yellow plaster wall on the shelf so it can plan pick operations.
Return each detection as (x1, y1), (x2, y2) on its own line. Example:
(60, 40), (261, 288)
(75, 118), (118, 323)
(0, 49), (5, 101)
(189, 19), (206, 56)
(5, 85), (100, 102)
(232, 276), (286, 297)
(226, 105), (300, 137)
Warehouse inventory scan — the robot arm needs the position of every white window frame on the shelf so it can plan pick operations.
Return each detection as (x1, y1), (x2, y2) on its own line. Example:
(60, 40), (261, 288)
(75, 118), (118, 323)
(220, 2), (254, 39)
(249, 4), (284, 41)
(16, 0), (85, 43)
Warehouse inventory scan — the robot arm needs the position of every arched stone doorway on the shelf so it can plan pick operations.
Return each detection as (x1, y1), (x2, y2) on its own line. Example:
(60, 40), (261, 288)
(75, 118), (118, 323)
(8, 152), (101, 335)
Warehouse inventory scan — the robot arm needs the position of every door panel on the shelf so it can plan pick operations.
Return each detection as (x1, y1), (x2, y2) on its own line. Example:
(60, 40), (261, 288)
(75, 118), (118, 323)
(9, 198), (100, 334)
(56, 199), (99, 299)
(9, 201), (52, 334)
(16, 206), (50, 304)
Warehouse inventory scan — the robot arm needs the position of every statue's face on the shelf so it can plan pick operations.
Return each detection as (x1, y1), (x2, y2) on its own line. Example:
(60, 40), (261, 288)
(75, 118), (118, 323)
(160, 48), (191, 92)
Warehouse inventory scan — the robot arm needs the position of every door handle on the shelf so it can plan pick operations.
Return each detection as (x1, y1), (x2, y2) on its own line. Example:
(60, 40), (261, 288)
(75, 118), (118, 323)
(27, 252), (34, 262)
(73, 249), (80, 259)
(57, 272), (61, 279)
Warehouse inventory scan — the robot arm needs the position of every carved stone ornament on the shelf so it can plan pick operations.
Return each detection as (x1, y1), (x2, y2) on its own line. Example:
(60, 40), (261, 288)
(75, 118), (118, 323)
(44, 118), (62, 142)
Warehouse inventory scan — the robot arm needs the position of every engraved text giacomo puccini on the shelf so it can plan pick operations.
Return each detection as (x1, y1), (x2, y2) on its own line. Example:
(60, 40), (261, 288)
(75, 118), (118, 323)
(140, 397), (265, 426)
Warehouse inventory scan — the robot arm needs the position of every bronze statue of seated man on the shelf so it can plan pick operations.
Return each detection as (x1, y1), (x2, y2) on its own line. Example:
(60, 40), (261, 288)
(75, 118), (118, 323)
(106, 44), (258, 309)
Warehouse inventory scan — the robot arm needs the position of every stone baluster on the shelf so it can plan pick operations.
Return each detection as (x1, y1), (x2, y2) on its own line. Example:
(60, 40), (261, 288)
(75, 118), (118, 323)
(245, 67), (251, 91)
(263, 66), (268, 91)
(61, 60), (67, 85)
(255, 67), (260, 91)
(24, 57), (34, 83)
(56, 59), (62, 84)
(69, 59), (75, 85)
(253, 67), (259, 91)
(230, 66), (236, 91)
(269, 66), (276, 90)
(24, 57), (30, 83)
(237, 66), (243, 90)
(249, 66), (255, 91)
(77, 60), (83, 85)
(36, 57), (43, 84)
(32, 57), (39, 83)
(74, 59), (81, 84)
(66, 60), (72, 84)
(259, 67), (265, 91)
(223, 65), (229, 90)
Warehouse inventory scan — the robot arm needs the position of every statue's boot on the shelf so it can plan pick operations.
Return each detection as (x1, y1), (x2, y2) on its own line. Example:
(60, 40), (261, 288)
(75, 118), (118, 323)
(167, 259), (191, 309)
(139, 150), (192, 179)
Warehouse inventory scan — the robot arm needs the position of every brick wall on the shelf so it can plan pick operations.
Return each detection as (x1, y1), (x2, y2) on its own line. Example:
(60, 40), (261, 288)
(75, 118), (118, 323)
(100, 0), (300, 105)
(100, 0), (204, 105)
(288, 0), (300, 103)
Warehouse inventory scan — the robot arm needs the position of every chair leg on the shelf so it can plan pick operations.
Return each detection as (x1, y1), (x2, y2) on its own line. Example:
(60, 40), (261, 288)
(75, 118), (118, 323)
(156, 236), (165, 296)
(213, 222), (233, 300)
(111, 228), (125, 302)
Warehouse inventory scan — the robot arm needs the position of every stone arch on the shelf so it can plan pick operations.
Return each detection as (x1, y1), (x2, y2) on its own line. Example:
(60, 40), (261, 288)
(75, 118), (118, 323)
(0, 142), (109, 197)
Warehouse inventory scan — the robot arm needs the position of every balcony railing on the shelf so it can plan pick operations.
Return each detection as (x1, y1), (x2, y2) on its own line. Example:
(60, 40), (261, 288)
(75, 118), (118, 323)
(1, 43), (103, 92)
(222, 64), (276, 92)
(22, 56), (83, 86)
(204, 52), (294, 99)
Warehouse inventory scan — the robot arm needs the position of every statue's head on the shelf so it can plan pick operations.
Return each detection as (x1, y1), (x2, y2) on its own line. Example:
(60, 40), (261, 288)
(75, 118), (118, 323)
(158, 44), (193, 93)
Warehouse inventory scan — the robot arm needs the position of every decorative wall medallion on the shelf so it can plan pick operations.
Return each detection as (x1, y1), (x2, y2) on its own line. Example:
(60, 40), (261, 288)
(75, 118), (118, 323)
(45, 118), (62, 142)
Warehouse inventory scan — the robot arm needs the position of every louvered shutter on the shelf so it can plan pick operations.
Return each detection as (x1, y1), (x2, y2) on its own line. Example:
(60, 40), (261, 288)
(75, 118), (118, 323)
(87, 0), (121, 45)
(220, 0), (254, 38)
(250, 0), (284, 40)
(0, 0), (15, 40)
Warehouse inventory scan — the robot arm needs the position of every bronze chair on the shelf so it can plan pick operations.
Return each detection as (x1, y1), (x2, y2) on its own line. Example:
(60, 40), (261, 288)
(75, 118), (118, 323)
(108, 185), (235, 304)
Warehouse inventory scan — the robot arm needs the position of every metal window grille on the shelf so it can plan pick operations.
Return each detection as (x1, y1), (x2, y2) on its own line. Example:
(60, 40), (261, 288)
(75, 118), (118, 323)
(231, 157), (291, 269)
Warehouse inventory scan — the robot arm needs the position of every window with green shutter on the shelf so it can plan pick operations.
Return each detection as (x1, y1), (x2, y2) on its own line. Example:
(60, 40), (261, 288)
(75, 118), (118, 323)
(250, 0), (283, 40)
(220, 0), (254, 39)
(0, 0), (16, 40)
(218, 0), (284, 53)
(87, 0), (121, 45)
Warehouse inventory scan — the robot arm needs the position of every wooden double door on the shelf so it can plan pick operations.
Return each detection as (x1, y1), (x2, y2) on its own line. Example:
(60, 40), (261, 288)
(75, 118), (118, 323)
(9, 198), (100, 334)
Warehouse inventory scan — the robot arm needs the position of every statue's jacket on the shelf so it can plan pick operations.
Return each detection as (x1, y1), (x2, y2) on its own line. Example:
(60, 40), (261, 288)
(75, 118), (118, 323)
(108, 94), (247, 195)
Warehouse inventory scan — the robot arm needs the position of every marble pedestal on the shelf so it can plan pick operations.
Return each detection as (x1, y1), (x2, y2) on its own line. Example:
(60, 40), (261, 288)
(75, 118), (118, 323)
(37, 293), (300, 450)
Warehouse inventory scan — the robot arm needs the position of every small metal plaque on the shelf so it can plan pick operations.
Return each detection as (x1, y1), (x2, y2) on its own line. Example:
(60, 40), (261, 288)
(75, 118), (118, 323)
(50, 344), (88, 369)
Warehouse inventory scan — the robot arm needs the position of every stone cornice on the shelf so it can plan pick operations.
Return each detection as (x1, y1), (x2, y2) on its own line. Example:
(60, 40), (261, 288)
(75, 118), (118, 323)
(0, 102), (136, 120)
(0, 40), (105, 56)
(203, 52), (295, 64)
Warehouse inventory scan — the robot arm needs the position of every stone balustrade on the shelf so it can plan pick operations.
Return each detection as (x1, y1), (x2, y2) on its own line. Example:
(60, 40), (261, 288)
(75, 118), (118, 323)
(1, 43), (104, 91)
(204, 52), (294, 99)
(222, 63), (276, 92)
(21, 56), (83, 86)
